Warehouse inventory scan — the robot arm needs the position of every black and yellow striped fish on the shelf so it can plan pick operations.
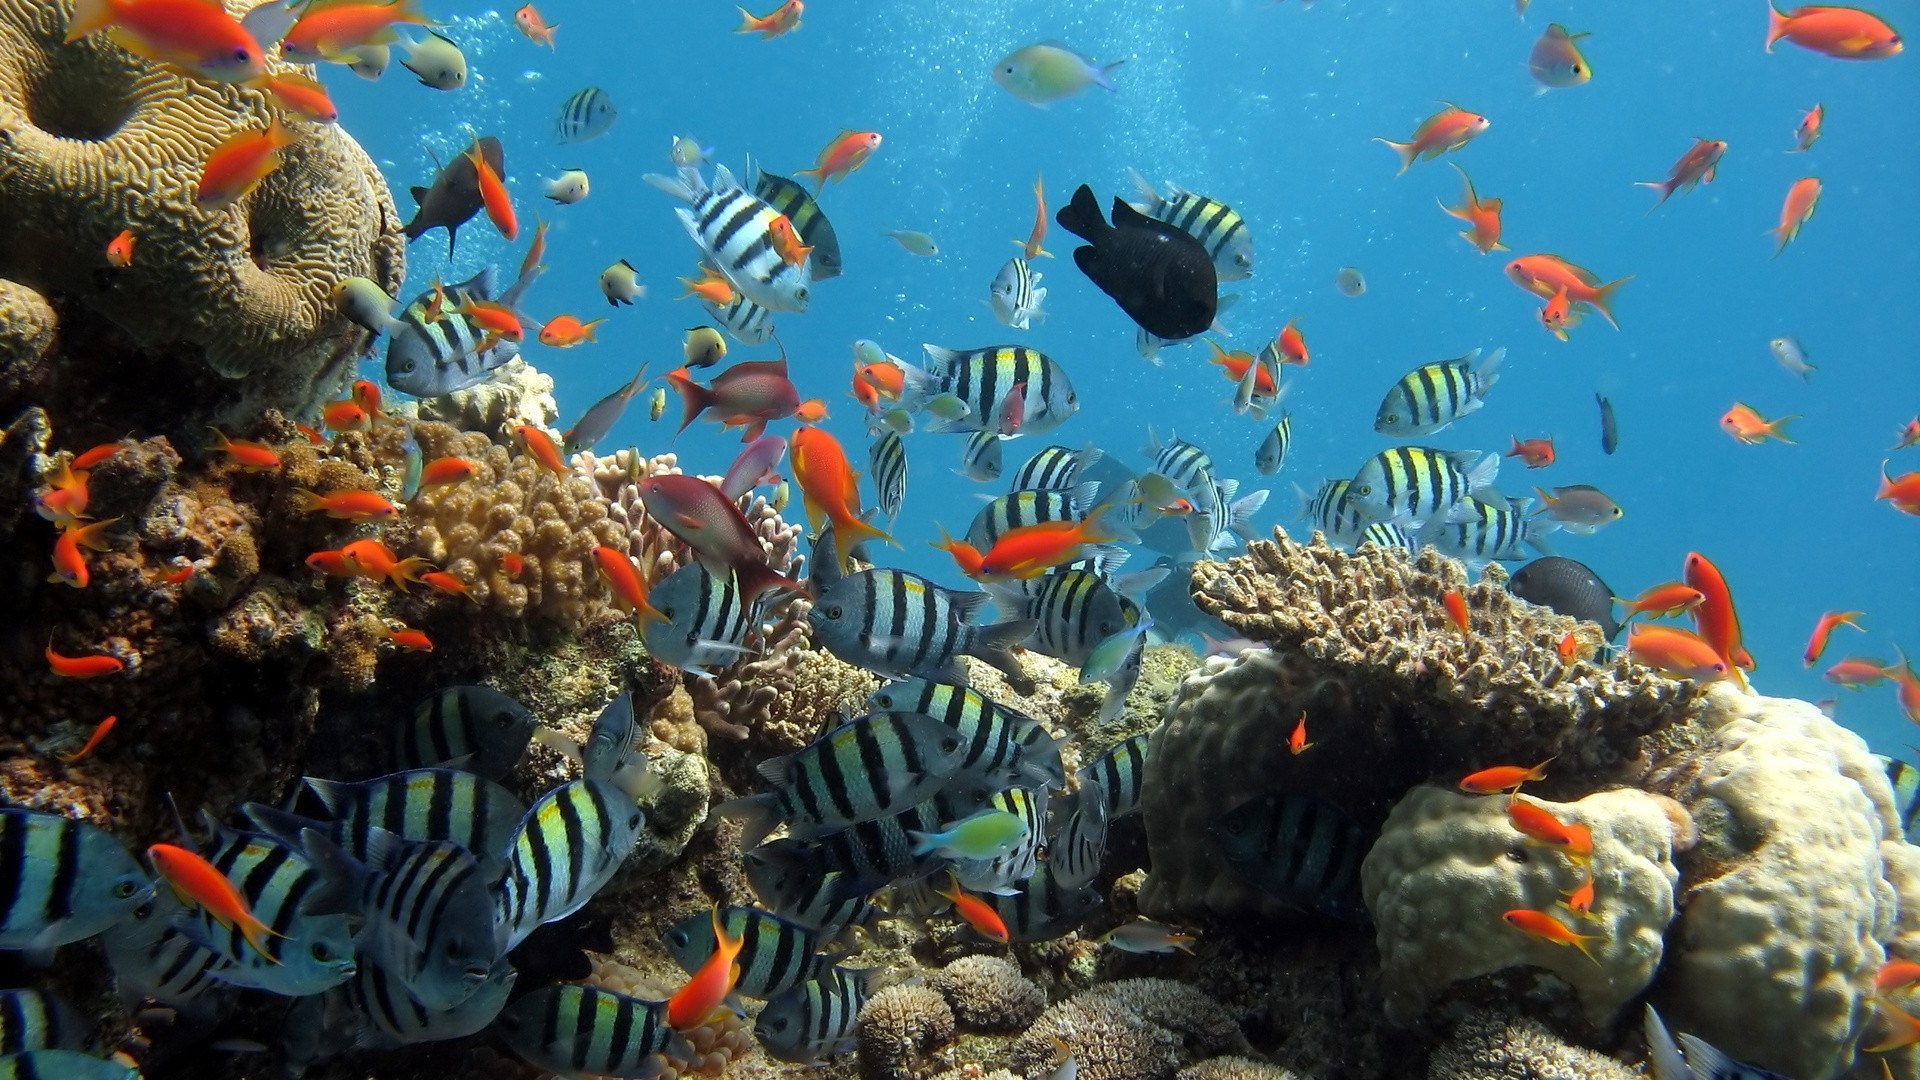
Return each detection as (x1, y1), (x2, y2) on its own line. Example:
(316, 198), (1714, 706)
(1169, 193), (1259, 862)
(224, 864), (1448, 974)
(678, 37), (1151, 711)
(965, 482), (1098, 550)
(1129, 168), (1255, 280)
(1373, 348), (1505, 436)
(1296, 477), (1369, 547)
(189, 822), (358, 997)
(866, 677), (1064, 788)
(293, 767), (527, 883)
(394, 684), (536, 781)
(982, 859), (1103, 942)
(744, 850), (878, 934)
(100, 891), (228, 1011)
(663, 905), (830, 1000)
(1347, 446), (1500, 525)
(1008, 443), (1101, 492)
(751, 157), (843, 281)
(755, 967), (872, 1064)
(496, 779), (644, 950)
(903, 344), (1079, 437)
(497, 985), (692, 1077)
(1420, 495), (1554, 569)
(705, 292), (777, 345)
(0, 809), (150, 952)
(1080, 734), (1150, 820)
(868, 430), (907, 522)
(0, 988), (87, 1056)
(342, 956), (516, 1048)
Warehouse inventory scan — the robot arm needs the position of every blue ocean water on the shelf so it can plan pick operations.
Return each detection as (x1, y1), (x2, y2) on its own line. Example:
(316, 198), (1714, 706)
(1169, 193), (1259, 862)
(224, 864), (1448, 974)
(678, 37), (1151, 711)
(336, 1), (1920, 750)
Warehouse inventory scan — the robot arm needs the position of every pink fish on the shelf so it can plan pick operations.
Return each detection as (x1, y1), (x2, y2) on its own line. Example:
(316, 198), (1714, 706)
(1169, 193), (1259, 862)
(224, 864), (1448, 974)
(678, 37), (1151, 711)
(634, 474), (810, 602)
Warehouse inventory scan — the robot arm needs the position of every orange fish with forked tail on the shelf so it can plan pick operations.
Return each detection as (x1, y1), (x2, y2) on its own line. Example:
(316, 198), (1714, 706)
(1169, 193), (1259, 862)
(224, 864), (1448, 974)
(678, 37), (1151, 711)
(1438, 164), (1505, 253)
(1375, 103), (1489, 174)
(1503, 908), (1603, 963)
(795, 129), (882, 194)
(1636, 137), (1726, 211)
(736, 0), (803, 39)
(1771, 176), (1821, 255)
(1506, 254), (1631, 330)
(196, 122), (299, 211)
(149, 842), (281, 962)
(789, 425), (895, 574)
(1766, 3), (1903, 59)
(1720, 402), (1797, 445)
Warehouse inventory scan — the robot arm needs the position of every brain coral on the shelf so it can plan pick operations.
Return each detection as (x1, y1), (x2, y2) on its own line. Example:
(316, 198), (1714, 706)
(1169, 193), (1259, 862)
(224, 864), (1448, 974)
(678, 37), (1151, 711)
(0, 0), (402, 427)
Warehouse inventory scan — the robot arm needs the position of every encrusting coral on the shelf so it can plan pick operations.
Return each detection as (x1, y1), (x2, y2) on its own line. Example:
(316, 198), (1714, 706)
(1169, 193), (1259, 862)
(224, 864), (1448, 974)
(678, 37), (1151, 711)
(0, 0), (403, 429)
(1007, 978), (1253, 1080)
(930, 955), (1046, 1033)
(1425, 1009), (1639, 1080)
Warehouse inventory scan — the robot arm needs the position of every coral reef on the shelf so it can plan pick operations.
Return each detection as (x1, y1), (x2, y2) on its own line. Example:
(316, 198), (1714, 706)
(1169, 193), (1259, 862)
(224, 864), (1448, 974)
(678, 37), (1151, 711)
(1176, 1059), (1304, 1080)
(858, 983), (956, 1080)
(1360, 786), (1677, 1026)
(0, 0), (403, 430)
(1007, 978), (1253, 1080)
(684, 608), (876, 747)
(1425, 1010), (1639, 1080)
(416, 358), (558, 443)
(930, 955), (1046, 1033)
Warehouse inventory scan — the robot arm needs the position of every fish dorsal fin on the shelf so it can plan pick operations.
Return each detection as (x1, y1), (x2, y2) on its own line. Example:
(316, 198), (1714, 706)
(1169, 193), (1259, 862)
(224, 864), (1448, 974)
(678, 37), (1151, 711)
(1108, 196), (1156, 231)
(409, 186), (429, 206)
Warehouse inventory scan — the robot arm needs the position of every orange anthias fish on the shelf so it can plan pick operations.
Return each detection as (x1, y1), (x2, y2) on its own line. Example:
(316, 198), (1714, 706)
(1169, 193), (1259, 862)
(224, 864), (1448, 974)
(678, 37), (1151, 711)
(258, 72), (338, 125)
(46, 641), (125, 678)
(1824, 656), (1890, 688)
(514, 3), (556, 47)
(282, 0), (435, 65)
(49, 517), (119, 589)
(35, 460), (90, 526)
(736, 0), (804, 40)
(1460, 758), (1552, 795)
(466, 140), (518, 242)
(64, 0), (266, 83)
(1879, 959), (1920, 992)
(1684, 552), (1754, 683)
(454, 297), (524, 341)
(306, 549), (357, 578)
(668, 906), (745, 1031)
(58, 715), (118, 764)
(1506, 254), (1631, 330)
(593, 545), (666, 624)
(1790, 102), (1825, 151)
(1890, 417), (1920, 451)
(1442, 590), (1469, 632)
(1505, 437), (1556, 469)
(678, 266), (736, 306)
(1272, 317), (1309, 366)
(321, 399), (368, 431)
(976, 507), (1125, 581)
(1507, 798), (1594, 860)
(520, 217), (549, 281)
(515, 425), (568, 475)
(71, 441), (129, 471)
(1772, 176), (1822, 255)
(1616, 582), (1706, 621)
(1628, 624), (1731, 682)
(195, 121), (299, 212)
(1766, 3), (1904, 60)
(340, 539), (433, 590)
(1890, 654), (1920, 724)
(352, 378), (382, 420)
(850, 368), (879, 409)
(766, 215), (812, 269)
(792, 399), (829, 424)
(1561, 874), (1596, 918)
(789, 425), (894, 574)
(207, 428), (281, 471)
(795, 129), (883, 194)
(418, 456), (476, 489)
(1206, 340), (1277, 397)
(1867, 1001), (1920, 1053)
(1438, 163), (1505, 253)
(1878, 461), (1920, 515)
(1374, 103), (1490, 174)
(420, 571), (477, 601)
(1720, 402), (1797, 445)
(502, 552), (526, 576)
(1288, 712), (1313, 755)
(149, 842), (280, 961)
(105, 229), (136, 268)
(1636, 138), (1727, 211)
(538, 314), (605, 348)
(1557, 632), (1579, 662)
(936, 873), (1009, 943)
(1539, 286), (1580, 342)
(378, 623), (433, 652)
(1503, 908), (1602, 962)
(293, 488), (397, 522)
(1013, 173), (1051, 259)
(931, 525), (986, 577)
(1803, 610), (1866, 667)
(858, 363), (905, 402)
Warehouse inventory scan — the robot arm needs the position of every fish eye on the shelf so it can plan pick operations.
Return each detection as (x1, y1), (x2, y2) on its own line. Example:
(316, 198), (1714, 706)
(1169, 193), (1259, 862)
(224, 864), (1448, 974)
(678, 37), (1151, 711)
(233, 46), (253, 62)
(400, 360), (415, 373)
(826, 605), (842, 619)
(312, 941), (334, 961)
(626, 812), (642, 829)
(114, 880), (139, 899)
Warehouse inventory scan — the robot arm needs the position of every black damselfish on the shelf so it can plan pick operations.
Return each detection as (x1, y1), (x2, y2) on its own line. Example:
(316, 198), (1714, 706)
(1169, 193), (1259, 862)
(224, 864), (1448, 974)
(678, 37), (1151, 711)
(1054, 184), (1217, 340)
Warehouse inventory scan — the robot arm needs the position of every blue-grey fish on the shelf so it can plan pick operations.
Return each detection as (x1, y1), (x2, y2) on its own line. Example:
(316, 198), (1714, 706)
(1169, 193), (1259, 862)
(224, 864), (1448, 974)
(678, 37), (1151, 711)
(0, 810), (151, 951)
(497, 985), (693, 1078)
(663, 906), (830, 1000)
(706, 293), (777, 344)
(0, 990), (89, 1056)
(1008, 443), (1101, 493)
(581, 690), (644, 786)
(900, 344), (1078, 437)
(0, 1051), (137, 1079)
(385, 263), (544, 397)
(986, 564), (1162, 669)
(340, 956), (515, 1049)
(1373, 348), (1505, 437)
(277, 768), (527, 882)
(184, 822), (357, 996)
(301, 831), (502, 1011)
(401, 136), (502, 258)
(868, 431), (907, 522)
(394, 684), (536, 781)
(989, 257), (1047, 330)
(554, 86), (616, 143)
(1768, 336), (1814, 381)
(1420, 495), (1555, 570)
(957, 431), (1003, 482)
(1210, 792), (1370, 920)
(497, 779), (643, 950)
(750, 156), (843, 282)
(951, 785), (1048, 896)
(642, 562), (765, 677)
(1081, 617), (1152, 685)
(865, 677), (1064, 789)
(1596, 392), (1619, 455)
(809, 568), (1036, 689)
(1096, 618), (1146, 725)
(563, 361), (651, 456)
(1506, 556), (1621, 641)
(100, 891), (229, 1013)
(966, 482), (1098, 551)
(982, 859), (1102, 942)
(744, 851), (877, 934)
(1255, 413), (1292, 476)
(1080, 735), (1149, 819)
(1140, 427), (1216, 494)
(1296, 478), (1368, 547)
(643, 163), (811, 313)
(754, 967), (871, 1065)
(1047, 779), (1109, 891)
(1347, 446), (1500, 526)
(1127, 168), (1255, 281)
(1644, 1005), (1790, 1080)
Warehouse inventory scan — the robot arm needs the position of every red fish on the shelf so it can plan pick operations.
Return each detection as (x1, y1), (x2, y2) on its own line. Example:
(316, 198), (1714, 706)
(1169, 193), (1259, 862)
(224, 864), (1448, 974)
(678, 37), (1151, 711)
(514, 425), (567, 475)
(1272, 317), (1309, 366)
(64, 0), (266, 83)
(321, 399), (368, 432)
(1890, 654), (1920, 724)
(149, 842), (280, 960)
(1628, 624), (1730, 682)
(1876, 461), (1920, 515)
(976, 507), (1125, 581)
(736, 0), (803, 38)
(1636, 138), (1727, 210)
(195, 122), (298, 212)
(1557, 632), (1578, 661)
(340, 539), (433, 591)
(34, 461), (91, 527)
(790, 426), (895, 573)
(667, 906), (744, 1030)
(1560, 874), (1596, 918)
(1766, 3), (1903, 59)
(514, 2), (556, 47)
(70, 442), (128, 471)
(1789, 103), (1825, 151)
(1803, 610), (1866, 667)
(792, 399), (829, 425)
(292, 489), (397, 521)
(1438, 164), (1505, 253)
(1288, 712), (1312, 755)
(795, 129), (883, 194)
(766, 215), (812, 269)
(105, 229), (137, 268)
(593, 545), (665, 623)
(633, 474), (810, 603)
(208, 428), (281, 472)
(418, 457), (476, 489)
(1684, 552), (1754, 683)
(420, 571), (478, 602)
(1506, 254), (1631, 330)
(1824, 656), (1890, 688)
(1539, 286), (1579, 342)
(1505, 436), (1555, 469)
(1460, 758), (1552, 795)
(667, 355), (802, 442)
(378, 623), (433, 652)
(1616, 582), (1706, 622)
(1375, 103), (1490, 174)
(466, 140), (518, 241)
(1502, 908), (1602, 963)
(1442, 590), (1469, 632)
(1206, 340), (1277, 397)
(1878, 959), (1920, 993)
(46, 641), (125, 678)
(1771, 176), (1822, 255)
(1507, 798), (1593, 860)
(294, 423), (327, 446)
(258, 72), (338, 124)
(49, 517), (118, 589)
(58, 715), (117, 764)
(160, 562), (197, 584)
(306, 549), (358, 578)
(936, 873), (1009, 943)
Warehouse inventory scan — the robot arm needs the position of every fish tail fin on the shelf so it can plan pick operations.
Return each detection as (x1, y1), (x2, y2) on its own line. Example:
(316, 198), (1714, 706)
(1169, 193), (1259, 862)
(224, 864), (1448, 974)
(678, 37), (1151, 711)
(1765, 0), (1788, 51)
(65, 0), (121, 41)
(1053, 184), (1108, 244)
(1771, 414), (1801, 443)
(1228, 489), (1269, 542)
(794, 166), (825, 195)
(1588, 276), (1632, 329)
(665, 367), (715, 435)
(970, 618), (1038, 691)
(1373, 137), (1417, 175)
(737, 561), (810, 605)
(734, 5), (761, 31)
(641, 166), (704, 204)
(1094, 58), (1127, 91)
(834, 511), (897, 572)
(1635, 180), (1675, 213)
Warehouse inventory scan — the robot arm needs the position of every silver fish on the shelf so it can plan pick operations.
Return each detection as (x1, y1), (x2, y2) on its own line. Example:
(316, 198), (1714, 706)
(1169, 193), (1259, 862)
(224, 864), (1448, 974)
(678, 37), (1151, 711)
(1079, 734), (1149, 819)
(554, 86), (616, 143)
(1768, 336), (1814, 380)
(1419, 495), (1556, 570)
(643, 163), (810, 313)
(562, 362), (649, 455)
(1347, 447), (1500, 526)
(989, 257), (1048, 330)
(339, 956), (515, 1049)
(957, 431), (1003, 482)
(385, 263), (543, 397)
(706, 292), (777, 344)
(1128, 168), (1255, 280)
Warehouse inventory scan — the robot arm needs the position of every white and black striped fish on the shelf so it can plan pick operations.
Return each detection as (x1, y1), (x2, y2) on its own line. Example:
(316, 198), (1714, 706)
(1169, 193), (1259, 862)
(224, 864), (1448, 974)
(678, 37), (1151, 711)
(0, 809), (150, 951)
(865, 678), (1064, 788)
(810, 568), (1036, 690)
(988, 257), (1047, 330)
(641, 561), (765, 677)
(1255, 413), (1292, 476)
(751, 156), (843, 281)
(274, 768), (527, 883)
(985, 564), (1162, 669)
(1183, 476), (1269, 558)
(339, 956), (515, 1049)
(1374, 348), (1505, 437)
(662, 906), (830, 1000)
(100, 891), (229, 1013)
(497, 985), (693, 1078)
(497, 779), (644, 950)
(1079, 734), (1149, 819)
(643, 163), (811, 313)
(1419, 495), (1555, 570)
(1358, 521), (1419, 554)
(1140, 427), (1216, 494)
(957, 431), (1002, 482)
(1296, 478), (1369, 547)
(901, 344), (1078, 437)
(394, 685), (536, 781)
(754, 967), (871, 1065)
(966, 481), (1099, 550)
(554, 86), (616, 143)
(952, 785), (1048, 896)
(1048, 779), (1109, 891)
(0, 989), (88, 1056)
(868, 431), (907, 522)
(1210, 792), (1370, 920)
(385, 264), (543, 397)
(1009, 443), (1101, 492)
(705, 292), (776, 345)
(1347, 446), (1500, 526)
(744, 852), (877, 934)
(750, 787), (995, 903)
(1128, 169), (1255, 280)
(186, 822), (358, 997)
(982, 860), (1103, 942)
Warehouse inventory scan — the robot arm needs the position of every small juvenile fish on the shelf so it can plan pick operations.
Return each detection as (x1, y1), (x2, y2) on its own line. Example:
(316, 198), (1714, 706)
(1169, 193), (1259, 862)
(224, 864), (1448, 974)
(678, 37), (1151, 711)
(954, 433), (1001, 485)
(1334, 266), (1366, 297)
(1528, 24), (1592, 90)
(542, 168), (588, 204)
(1097, 918), (1196, 955)
(1768, 336), (1814, 380)
(885, 229), (939, 256)
(1252, 413), (1292, 474)
(736, 0), (803, 38)
(394, 29), (466, 90)
(671, 134), (713, 167)
(684, 325), (727, 367)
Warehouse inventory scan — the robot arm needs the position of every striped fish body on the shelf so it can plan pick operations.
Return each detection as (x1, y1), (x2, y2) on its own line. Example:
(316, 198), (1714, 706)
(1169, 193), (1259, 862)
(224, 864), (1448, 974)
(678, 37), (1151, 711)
(952, 785), (1049, 895)
(1008, 444), (1101, 492)
(644, 163), (811, 313)
(988, 257), (1047, 330)
(986, 568), (1138, 668)
(190, 825), (357, 996)
(957, 431), (1003, 482)
(903, 344), (1078, 436)
(1141, 427), (1216, 494)
(299, 768), (527, 883)
(1081, 734), (1149, 819)
(1347, 446), (1500, 526)
(497, 985), (692, 1078)
(1297, 478), (1368, 546)
(728, 711), (970, 841)
(1373, 349), (1504, 437)
(0, 810), (150, 951)
(868, 431), (907, 521)
(743, 852), (877, 933)
(1882, 754), (1920, 846)
(554, 86), (616, 143)
(1420, 496), (1551, 569)
(809, 568), (1036, 688)
(1359, 521), (1419, 553)
(1183, 476), (1269, 557)
(966, 481), (1098, 550)
(0, 1051), (137, 1080)
(865, 678), (1062, 787)
(384, 266), (532, 397)
(1210, 792), (1370, 920)
(341, 956), (515, 1048)
(751, 159), (843, 281)
(1128, 170), (1255, 281)
(100, 891), (230, 1011)
(662, 906), (829, 1000)
(496, 779), (644, 950)
(0, 990), (88, 1055)
(1047, 778), (1110, 891)
(395, 685), (536, 780)
(641, 562), (765, 677)
(757, 792), (978, 901)
(704, 293), (776, 344)
(1255, 413), (1292, 476)
(982, 860), (1102, 942)
(754, 966), (870, 1065)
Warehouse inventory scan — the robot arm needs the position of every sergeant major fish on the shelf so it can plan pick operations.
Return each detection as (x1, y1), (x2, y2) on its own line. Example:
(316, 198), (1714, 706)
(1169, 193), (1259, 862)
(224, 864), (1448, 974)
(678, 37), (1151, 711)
(0, 809), (151, 950)
(865, 677), (1066, 789)
(393, 684), (536, 781)
(663, 906), (830, 1000)
(900, 344), (1078, 437)
(497, 779), (643, 950)
(640, 562), (764, 677)
(986, 563), (1164, 669)
(707, 292), (777, 344)
(643, 163), (811, 313)
(1419, 495), (1557, 571)
(1127, 169), (1255, 280)
(966, 482), (1099, 551)
(497, 986), (692, 1078)
(989, 257), (1048, 330)
(957, 431), (1003, 482)
(386, 263), (544, 397)
(751, 157), (843, 281)
(182, 819), (358, 996)
(810, 568), (1036, 690)
(1373, 348), (1505, 436)
(1211, 791), (1370, 919)
(1347, 446), (1500, 526)
(755, 967), (871, 1064)
(1009, 444), (1101, 492)
(554, 86), (615, 143)
(868, 430), (907, 522)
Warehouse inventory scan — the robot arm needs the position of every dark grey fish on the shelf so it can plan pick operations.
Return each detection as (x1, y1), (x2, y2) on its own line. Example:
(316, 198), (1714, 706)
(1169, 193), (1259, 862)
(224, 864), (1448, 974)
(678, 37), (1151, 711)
(1054, 183), (1217, 340)
(402, 136), (502, 258)
(1507, 556), (1620, 641)
(754, 967), (870, 1064)
(809, 568), (1036, 689)
(1079, 734), (1149, 819)
(1210, 792), (1370, 920)
(744, 848), (878, 933)
(395, 685), (536, 780)
(563, 362), (650, 455)
(1597, 392), (1618, 455)
(751, 158), (843, 281)
(341, 955), (515, 1048)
